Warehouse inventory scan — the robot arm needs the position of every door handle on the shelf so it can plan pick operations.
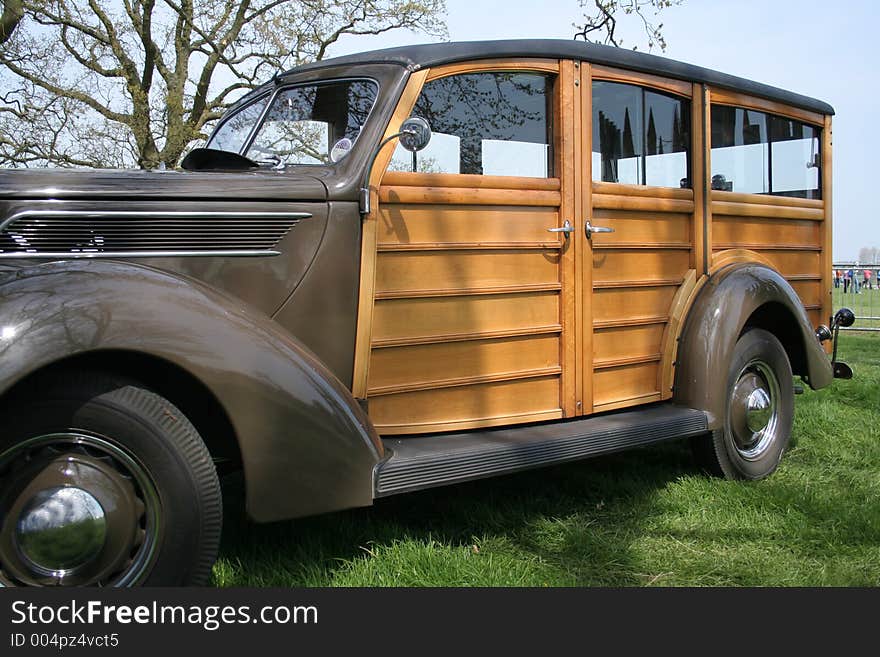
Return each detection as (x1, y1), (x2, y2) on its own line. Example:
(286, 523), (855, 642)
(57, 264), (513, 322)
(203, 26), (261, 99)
(585, 221), (614, 238)
(547, 219), (574, 238)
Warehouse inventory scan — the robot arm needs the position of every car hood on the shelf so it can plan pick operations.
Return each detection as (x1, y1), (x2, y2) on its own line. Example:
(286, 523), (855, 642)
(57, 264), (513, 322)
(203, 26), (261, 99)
(0, 168), (328, 202)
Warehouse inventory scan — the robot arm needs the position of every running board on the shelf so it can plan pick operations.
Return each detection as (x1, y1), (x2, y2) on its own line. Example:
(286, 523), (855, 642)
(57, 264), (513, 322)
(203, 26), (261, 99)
(374, 404), (708, 497)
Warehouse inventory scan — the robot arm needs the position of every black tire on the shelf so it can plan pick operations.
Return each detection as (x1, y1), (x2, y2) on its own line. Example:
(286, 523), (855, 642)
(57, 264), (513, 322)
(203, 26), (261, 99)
(0, 371), (221, 586)
(691, 328), (795, 480)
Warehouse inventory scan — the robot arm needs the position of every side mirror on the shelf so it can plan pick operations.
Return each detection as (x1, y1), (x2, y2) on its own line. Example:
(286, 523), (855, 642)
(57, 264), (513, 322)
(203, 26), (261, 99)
(398, 117), (432, 152)
(360, 117), (433, 215)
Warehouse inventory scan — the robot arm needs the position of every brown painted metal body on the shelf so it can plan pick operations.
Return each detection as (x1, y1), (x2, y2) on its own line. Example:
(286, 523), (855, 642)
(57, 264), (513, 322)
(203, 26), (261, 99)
(0, 40), (836, 522)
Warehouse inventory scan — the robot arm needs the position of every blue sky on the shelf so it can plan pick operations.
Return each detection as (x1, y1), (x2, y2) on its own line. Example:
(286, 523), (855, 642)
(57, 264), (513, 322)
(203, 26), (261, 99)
(331, 0), (878, 261)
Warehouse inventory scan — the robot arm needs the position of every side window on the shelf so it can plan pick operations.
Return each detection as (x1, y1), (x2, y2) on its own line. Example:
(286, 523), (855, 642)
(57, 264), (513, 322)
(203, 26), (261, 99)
(592, 81), (691, 188)
(207, 95), (269, 154)
(711, 105), (820, 199)
(388, 72), (553, 177)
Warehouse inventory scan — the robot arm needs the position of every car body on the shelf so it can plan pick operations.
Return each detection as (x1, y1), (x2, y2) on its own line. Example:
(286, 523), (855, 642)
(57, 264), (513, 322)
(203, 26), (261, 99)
(0, 40), (851, 587)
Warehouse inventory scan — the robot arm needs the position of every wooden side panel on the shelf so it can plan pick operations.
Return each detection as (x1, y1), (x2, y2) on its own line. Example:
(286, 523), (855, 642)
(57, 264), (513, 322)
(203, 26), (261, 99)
(589, 196), (693, 409)
(369, 174), (567, 434)
(709, 191), (827, 316)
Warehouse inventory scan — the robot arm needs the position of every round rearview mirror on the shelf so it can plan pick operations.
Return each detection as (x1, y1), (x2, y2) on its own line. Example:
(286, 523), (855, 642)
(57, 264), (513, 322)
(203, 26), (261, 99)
(398, 117), (431, 152)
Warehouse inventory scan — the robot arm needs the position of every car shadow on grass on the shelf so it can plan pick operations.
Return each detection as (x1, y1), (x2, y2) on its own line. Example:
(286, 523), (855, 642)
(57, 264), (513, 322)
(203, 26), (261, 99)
(213, 438), (703, 587)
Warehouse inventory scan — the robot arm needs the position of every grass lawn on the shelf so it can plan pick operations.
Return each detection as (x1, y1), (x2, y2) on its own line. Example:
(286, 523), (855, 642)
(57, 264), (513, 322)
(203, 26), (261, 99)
(212, 332), (880, 587)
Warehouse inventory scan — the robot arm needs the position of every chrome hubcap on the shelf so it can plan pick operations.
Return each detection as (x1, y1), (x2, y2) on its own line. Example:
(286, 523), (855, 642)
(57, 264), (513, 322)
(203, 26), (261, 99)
(729, 360), (780, 460)
(0, 433), (160, 587)
(16, 487), (107, 576)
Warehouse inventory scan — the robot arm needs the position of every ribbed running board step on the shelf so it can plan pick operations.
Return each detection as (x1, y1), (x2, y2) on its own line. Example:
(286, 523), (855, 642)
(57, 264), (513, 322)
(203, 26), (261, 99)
(374, 404), (708, 497)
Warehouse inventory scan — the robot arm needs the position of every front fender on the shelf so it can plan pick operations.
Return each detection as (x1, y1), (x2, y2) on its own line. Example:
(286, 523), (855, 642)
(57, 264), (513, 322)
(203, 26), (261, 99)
(0, 259), (382, 522)
(674, 263), (833, 429)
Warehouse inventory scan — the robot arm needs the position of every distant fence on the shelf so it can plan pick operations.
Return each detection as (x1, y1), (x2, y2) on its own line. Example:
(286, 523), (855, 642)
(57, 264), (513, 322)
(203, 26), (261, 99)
(832, 264), (879, 332)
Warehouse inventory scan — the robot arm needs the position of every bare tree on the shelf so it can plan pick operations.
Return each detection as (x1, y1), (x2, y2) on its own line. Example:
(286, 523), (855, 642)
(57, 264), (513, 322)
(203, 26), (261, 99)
(858, 247), (879, 265)
(0, 0), (446, 169)
(574, 0), (682, 52)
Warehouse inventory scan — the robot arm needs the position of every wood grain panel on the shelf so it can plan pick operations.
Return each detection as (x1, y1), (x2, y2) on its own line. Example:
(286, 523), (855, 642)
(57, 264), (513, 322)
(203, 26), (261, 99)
(593, 249), (690, 286)
(590, 210), (691, 245)
(712, 216), (820, 248)
(821, 115), (833, 352)
(594, 193), (694, 214)
(382, 171), (561, 191)
(788, 279), (823, 309)
(724, 249), (821, 279)
(592, 362), (660, 407)
(371, 291), (560, 345)
(593, 286), (677, 325)
(377, 205), (559, 247)
(370, 375), (562, 434)
(709, 190), (823, 209)
(711, 200), (824, 221)
(592, 181), (694, 200)
(367, 335), (560, 394)
(375, 249), (560, 295)
(379, 186), (561, 207)
(593, 324), (665, 362)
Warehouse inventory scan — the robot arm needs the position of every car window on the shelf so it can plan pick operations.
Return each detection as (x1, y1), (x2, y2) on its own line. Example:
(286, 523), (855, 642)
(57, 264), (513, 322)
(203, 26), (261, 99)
(389, 71), (553, 177)
(245, 79), (378, 166)
(206, 95), (269, 155)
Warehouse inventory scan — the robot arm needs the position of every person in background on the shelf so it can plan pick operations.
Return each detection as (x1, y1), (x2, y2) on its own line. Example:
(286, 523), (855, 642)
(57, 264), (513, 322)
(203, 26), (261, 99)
(834, 269), (841, 288)
(865, 268), (873, 290)
(844, 268), (851, 294)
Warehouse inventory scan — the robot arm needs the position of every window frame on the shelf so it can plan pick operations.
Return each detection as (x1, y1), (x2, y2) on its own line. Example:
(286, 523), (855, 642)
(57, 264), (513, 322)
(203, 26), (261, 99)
(385, 58), (562, 181)
(709, 101), (822, 200)
(591, 65), (694, 190)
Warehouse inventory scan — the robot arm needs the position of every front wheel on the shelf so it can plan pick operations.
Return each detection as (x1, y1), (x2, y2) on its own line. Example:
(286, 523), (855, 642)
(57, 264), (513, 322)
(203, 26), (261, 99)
(0, 373), (221, 586)
(691, 328), (795, 480)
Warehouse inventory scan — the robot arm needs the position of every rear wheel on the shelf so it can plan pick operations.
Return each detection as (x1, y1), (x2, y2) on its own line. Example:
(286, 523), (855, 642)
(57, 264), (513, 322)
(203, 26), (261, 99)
(691, 329), (795, 480)
(0, 372), (221, 586)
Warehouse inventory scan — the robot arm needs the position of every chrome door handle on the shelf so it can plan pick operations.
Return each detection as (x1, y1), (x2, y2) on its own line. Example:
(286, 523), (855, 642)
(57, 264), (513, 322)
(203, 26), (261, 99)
(547, 219), (574, 237)
(585, 221), (614, 238)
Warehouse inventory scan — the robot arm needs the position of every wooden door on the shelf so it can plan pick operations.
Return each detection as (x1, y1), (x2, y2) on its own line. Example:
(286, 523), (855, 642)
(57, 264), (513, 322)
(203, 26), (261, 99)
(582, 65), (702, 413)
(356, 60), (581, 435)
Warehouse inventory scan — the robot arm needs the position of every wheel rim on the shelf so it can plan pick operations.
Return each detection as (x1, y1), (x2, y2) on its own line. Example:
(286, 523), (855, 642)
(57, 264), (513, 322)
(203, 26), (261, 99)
(0, 433), (161, 587)
(728, 359), (781, 461)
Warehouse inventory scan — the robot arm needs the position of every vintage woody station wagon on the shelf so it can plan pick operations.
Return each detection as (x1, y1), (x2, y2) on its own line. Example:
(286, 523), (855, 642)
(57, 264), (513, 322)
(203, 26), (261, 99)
(0, 40), (854, 586)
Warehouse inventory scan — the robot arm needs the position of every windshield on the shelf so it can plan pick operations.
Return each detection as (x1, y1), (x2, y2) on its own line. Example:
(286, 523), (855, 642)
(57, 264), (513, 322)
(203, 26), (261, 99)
(238, 79), (378, 167)
(207, 95), (269, 155)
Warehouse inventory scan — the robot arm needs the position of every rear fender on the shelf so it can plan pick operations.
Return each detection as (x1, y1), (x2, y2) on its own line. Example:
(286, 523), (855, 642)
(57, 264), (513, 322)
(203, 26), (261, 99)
(674, 263), (832, 429)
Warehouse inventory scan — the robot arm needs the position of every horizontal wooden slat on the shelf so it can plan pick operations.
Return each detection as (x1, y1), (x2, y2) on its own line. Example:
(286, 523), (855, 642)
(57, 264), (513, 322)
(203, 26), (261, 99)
(376, 249), (560, 295)
(368, 334), (560, 393)
(370, 376), (562, 434)
(594, 353), (662, 370)
(375, 282), (562, 300)
(710, 190), (823, 209)
(593, 194), (695, 213)
(377, 205), (559, 246)
(711, 248), (821, 279)
(593, 324), (666, 363)
(594, 315), (668, 330)
(371, 288), (560, 344)
(593, 279), (683, 289)
(591, 209), (692, 245)
(711, 200), (824, 221)
(592, 181), (694, 200)
(593, 392), (663, 413)
(369, 366), (562, 397)
(382, 171), (561, 191)
(593, 361), (660, 407)
(379, 186), (561, 207)
(377, 241), (562, 252)
(789, 279), (823, 309)
(594, 286), (678, 324)
(712, 216), (819, 248)
(371, 324), (562, 349)
(593, 249), (690, 286)
(713, 243), (821, 252)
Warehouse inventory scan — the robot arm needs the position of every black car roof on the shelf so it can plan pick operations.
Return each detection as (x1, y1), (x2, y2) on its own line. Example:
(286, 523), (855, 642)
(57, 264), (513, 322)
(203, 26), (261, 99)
(279, 39), (833, 116)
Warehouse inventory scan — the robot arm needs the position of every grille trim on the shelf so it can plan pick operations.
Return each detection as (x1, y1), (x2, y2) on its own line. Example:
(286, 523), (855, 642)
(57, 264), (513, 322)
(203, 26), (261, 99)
(0, 209), (310, 258)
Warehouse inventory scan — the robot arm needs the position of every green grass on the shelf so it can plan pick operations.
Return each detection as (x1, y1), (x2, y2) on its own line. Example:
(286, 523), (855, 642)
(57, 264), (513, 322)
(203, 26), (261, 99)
(833, 286), (880, 328)
(212, 333), (880, 587)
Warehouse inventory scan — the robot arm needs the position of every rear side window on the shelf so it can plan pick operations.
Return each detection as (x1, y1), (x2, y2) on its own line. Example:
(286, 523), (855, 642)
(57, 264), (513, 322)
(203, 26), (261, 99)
(389, 72), (553, 177)
(592, 81), (691, 188)
(711, 105), (820, 199)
